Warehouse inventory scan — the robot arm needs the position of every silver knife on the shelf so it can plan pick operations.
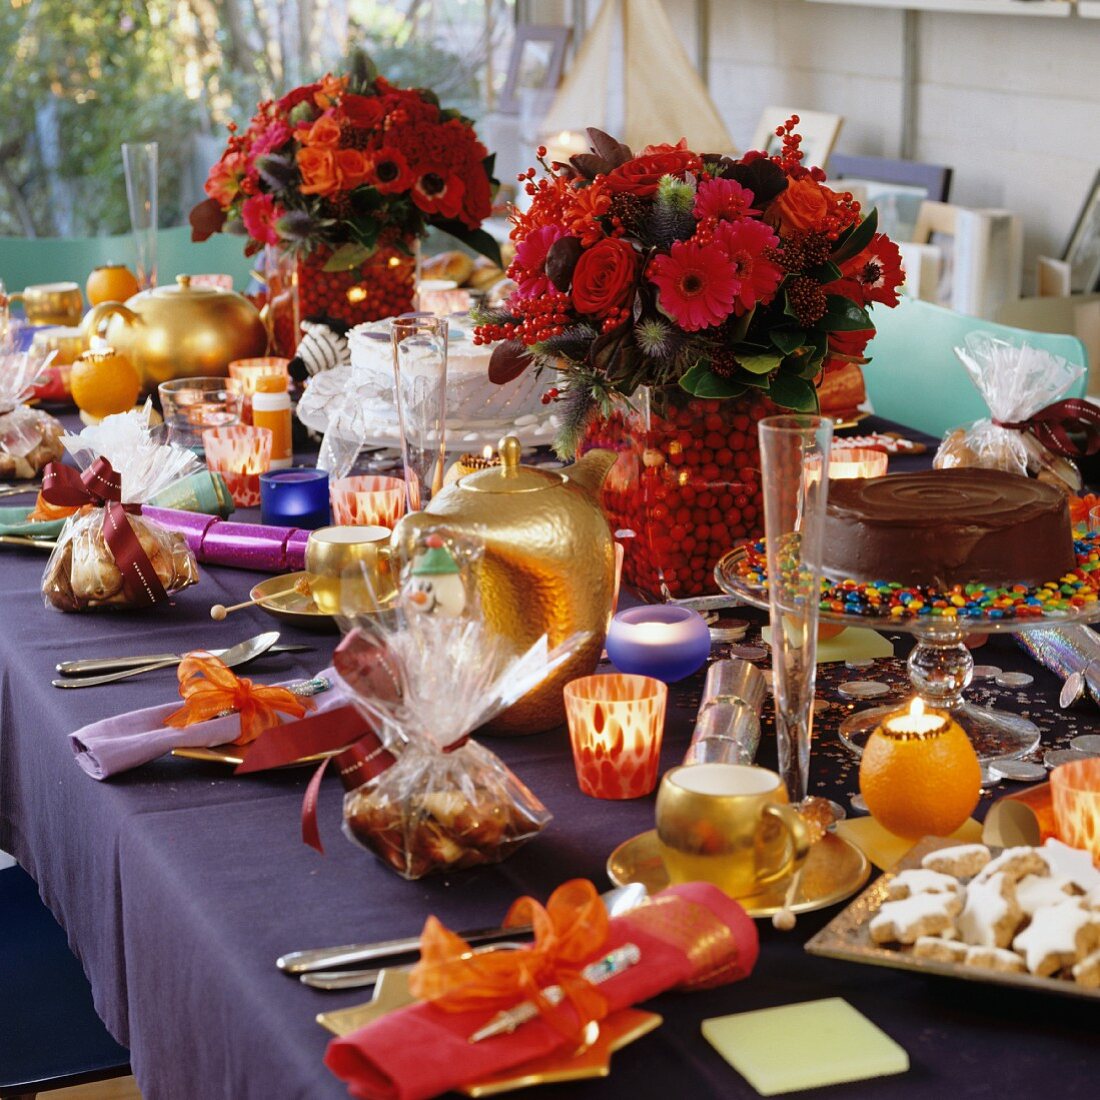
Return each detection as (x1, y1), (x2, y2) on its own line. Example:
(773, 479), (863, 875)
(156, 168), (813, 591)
(276, 883), (647, 975)
(57, 643), (312, 676)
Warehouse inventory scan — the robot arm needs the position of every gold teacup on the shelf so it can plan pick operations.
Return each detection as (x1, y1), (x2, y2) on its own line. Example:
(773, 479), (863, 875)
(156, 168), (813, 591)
(305, 525), (395, 616)
(10, 282), (85, 327)
(30, 326), (88, 366)
(655, 763), (810, 900)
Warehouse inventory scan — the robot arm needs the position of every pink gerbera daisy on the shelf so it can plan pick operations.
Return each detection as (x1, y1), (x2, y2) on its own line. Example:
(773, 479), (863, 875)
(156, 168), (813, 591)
(713, 219), (784, 314)
(647, 240), (738, 332)
(693, 177), (759, 222)
(241, 193), (282, 246)
(512, 223), (567, 298)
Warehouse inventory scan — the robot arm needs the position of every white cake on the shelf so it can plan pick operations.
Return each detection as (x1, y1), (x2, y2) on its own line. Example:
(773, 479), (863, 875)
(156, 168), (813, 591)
(347, 314), (547, 427)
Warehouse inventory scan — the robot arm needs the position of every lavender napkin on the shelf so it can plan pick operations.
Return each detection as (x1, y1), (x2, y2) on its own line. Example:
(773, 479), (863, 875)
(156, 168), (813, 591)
(70, 668), (345, 779)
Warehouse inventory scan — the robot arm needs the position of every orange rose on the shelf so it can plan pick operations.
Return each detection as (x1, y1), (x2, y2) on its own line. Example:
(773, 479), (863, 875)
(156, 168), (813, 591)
(314, 73), (349, 109)
(335, 148), (369, 190)
(305, 112), (342, 148)
(767, 176), (829, 233)
(298, 147), (338, 196)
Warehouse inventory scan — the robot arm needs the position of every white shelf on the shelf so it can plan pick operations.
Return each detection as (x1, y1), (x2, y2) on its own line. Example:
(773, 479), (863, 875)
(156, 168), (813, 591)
(1079, 0), (1100, 17)
(806, 0), (1072, 16)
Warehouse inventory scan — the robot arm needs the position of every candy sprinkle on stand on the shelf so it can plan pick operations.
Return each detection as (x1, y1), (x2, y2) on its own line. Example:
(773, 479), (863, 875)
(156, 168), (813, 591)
(734, 531), (1100, 622)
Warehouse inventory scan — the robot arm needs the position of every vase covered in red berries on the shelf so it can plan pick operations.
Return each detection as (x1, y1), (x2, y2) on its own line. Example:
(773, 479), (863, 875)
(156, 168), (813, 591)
(475, 122), (904, 597)
(192, 52), (500, 352)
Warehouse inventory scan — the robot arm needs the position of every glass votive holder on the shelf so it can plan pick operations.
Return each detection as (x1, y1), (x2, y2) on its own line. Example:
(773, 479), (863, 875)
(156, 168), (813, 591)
(189, 274), (234, 291)
(159, 377), (242, 452)
(229, 357), (291, 423)
(1089, 505), (1100, 536)
(828, 447), (889, 480)
(1051, 758), (1100, 864)
(203, 425), (273, 508)
(260, 467), (330, 529)
(605, 605), (711, 682)
(563, 673), (667, 800)
(331, 475), (407, 528)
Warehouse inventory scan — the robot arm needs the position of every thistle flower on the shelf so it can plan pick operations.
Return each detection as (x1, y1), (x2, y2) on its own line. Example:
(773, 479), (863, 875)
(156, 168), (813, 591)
(635, 317), (677, 360)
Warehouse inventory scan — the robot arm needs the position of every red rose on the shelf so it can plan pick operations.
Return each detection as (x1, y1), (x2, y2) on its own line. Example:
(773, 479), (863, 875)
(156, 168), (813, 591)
(605, 141), (702, 196)
(571, 238), (638, 316)
(342, 94), (384, 130)
(277, 83), (320, 112)
(825, 327), (874, 366)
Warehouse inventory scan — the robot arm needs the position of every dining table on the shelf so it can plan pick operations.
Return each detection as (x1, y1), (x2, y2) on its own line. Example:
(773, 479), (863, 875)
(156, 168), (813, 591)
(2, 414), (1099, 1100)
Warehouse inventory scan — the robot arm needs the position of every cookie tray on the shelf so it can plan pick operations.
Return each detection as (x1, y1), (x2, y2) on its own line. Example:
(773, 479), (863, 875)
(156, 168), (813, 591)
(805, 836), (1100, 1002)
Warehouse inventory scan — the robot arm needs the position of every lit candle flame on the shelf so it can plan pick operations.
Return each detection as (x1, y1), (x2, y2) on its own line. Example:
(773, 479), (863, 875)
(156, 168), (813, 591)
(482, 444), (494, 461)
(910, 698), (924, 718)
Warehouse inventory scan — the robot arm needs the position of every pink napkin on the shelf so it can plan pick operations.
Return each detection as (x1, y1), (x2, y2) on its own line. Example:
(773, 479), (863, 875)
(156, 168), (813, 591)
(69, 667), (344, 779)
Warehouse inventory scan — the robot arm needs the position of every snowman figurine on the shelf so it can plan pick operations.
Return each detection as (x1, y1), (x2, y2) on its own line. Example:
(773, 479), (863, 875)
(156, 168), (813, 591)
(401, 534), (468, 618)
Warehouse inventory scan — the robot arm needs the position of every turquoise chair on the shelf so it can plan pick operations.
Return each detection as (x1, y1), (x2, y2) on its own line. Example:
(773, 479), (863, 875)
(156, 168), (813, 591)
(0, 226), (255, 295)
(861, 296), (1089, 439)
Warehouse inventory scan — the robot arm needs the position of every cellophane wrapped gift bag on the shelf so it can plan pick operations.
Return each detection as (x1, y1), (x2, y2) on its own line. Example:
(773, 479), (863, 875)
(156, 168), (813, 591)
(0, 351), (64, 479)
(935, 332), (1086, 490)
(42, 407), (201, 611)
(334, 530), (587, 879)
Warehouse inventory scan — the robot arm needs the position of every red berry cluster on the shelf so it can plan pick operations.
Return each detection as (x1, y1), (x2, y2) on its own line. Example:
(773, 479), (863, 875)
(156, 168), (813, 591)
(472, 290), (572, 346)
(579, 396), (771, 598)
(297, 239), (417, 327)
(786, 275), (828, 326)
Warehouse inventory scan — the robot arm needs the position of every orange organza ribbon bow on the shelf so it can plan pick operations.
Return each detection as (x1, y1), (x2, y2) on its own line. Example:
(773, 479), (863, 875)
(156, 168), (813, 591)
(164, 652), (311, 746)
(408, 879), (611, 1039)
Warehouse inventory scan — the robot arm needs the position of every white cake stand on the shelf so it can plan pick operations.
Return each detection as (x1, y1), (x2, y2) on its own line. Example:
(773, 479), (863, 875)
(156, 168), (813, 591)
(715, 547), (1100, 764)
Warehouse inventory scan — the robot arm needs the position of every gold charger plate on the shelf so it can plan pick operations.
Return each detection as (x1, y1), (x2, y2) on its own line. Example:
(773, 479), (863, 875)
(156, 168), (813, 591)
(249, 570), (338, 632)
(832, 410), (869, 432)
(805, 836), (1100, 1002)
(606, 830), (870, 918)
(171, 743), (334, 767)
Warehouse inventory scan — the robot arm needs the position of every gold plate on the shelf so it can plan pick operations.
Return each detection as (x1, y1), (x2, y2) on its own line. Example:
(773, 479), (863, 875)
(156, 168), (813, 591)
(249, 571), (338, 632)
(805, 837), (1100, 1002)
(606, 830), (870, 918)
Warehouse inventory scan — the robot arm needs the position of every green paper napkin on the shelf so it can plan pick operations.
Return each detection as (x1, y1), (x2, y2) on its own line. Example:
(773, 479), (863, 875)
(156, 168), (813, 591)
(702, 998), (908, 1095)
(760, 626), (893, 664)
(0, 505), (65, 539)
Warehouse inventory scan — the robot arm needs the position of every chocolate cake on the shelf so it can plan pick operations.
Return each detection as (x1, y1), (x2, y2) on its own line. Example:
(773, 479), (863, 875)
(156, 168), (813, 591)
(822, 468), (1074, 587)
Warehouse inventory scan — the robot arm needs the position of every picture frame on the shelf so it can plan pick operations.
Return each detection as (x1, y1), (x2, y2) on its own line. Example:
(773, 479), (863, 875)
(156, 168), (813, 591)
(1062, 169), (1100, 293)
(749, 107), (843, 171)
(828, 154), (952, 242)
(498, 24), (571, 116)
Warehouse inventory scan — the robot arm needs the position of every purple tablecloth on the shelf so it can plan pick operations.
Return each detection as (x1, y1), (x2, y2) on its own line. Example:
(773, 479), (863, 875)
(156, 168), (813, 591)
(3, 418), (1100, 1099)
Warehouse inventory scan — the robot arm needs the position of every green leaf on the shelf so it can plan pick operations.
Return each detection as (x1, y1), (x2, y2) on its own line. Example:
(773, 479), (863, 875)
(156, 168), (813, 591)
(806, 260), (842, 284)
(768, 372), (819, 412)
(429, 219), (503, 267)
(678, 362), (747, 399)
(323, 242), (373, 272)
(738, 352), (783, 375)
(830, 207), (879, 264)
(771, 327), (806, 356)
(822, 296), (872, 332)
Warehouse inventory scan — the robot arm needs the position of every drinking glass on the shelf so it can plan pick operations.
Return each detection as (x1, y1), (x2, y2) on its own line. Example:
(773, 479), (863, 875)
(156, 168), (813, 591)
(758, 415), (833, 805)
(0, 278), (10, 351)
(122, 141), (159, 289)
(391, 316), (448, 512)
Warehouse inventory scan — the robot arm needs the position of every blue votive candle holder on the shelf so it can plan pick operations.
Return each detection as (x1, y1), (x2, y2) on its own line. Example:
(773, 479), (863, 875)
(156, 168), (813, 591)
(260, 467), (330, 529)
(605, 605), (711, 683)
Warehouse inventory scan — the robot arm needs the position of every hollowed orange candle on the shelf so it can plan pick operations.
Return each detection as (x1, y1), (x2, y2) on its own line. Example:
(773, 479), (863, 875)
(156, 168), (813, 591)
(1051, 759), (1100, 865)
(203, 425), (273, 507)
(330, 475), (407, 529)
(563, 673), (667, 800)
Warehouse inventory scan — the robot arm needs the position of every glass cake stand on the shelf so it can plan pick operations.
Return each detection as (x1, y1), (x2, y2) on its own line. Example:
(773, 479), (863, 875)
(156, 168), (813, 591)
(714, 547), (1100, 764)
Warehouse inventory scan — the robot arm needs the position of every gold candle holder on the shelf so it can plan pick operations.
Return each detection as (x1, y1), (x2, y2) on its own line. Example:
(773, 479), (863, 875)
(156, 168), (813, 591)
(443, 445), (501, 486)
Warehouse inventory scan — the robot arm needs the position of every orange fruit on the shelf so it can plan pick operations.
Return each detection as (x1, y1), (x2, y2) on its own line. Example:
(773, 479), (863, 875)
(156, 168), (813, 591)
(70, 348), (142, 420)
(86, 264), (140, 306)
(859, 702), (981, 839)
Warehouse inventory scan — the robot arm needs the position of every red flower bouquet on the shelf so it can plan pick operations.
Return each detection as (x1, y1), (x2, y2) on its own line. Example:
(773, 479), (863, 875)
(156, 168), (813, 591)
(475, 120), (903, 456)
(475, 121), (905, 599)
(191, 55), (500, 337)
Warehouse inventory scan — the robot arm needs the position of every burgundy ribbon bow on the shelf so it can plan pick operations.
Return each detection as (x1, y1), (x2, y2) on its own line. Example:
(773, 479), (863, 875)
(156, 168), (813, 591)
(994, 398), (1100, 459)
(42, 458), (168, 607)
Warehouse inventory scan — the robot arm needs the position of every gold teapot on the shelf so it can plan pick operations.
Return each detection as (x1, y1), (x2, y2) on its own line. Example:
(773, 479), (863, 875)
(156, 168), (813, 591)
(83, 275), (267, 391)
(392, 436), (617, 736)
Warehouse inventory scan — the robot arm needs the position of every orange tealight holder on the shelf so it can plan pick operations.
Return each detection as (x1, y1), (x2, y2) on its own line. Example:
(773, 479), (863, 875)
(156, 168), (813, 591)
(330, 475), (407, 529)
(202, 425), (273, 507)
(563, 673), (667, 800)
(1051, 759), (1100, 865)
(829, 447), (888, 480)
(229, 357), (291, 422)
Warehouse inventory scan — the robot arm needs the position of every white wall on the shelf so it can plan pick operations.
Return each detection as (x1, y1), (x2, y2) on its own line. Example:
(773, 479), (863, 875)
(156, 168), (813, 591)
(532, 0), (1100, 285)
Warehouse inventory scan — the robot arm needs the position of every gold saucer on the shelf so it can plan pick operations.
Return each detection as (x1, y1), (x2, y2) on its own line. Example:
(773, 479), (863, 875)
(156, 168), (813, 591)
(171, 742), (334, 768)
(249, 571), (337, 632)
(606, 830), (871, 918)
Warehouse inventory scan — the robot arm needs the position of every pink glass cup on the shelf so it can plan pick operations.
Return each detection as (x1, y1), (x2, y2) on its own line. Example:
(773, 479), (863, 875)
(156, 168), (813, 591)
(563, 673), (667, 800)
(331, 475), (407, 529)
(1051, 759), (1100, 865)
(828, 447), (888, 480)
(203, 425), (273, 507)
